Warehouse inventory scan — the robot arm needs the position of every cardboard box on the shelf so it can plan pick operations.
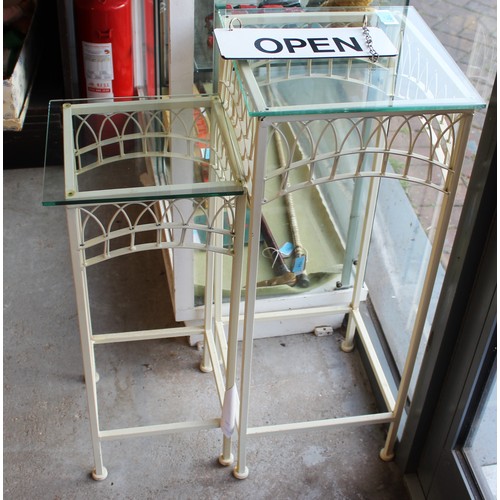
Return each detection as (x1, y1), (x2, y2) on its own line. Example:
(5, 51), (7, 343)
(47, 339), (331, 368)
(3, 0), (40, 131)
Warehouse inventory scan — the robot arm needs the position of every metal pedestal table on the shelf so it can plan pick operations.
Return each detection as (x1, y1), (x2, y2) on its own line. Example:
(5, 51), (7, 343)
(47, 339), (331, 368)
(215, 6), (485, 478)
(43, 95), (247, 479)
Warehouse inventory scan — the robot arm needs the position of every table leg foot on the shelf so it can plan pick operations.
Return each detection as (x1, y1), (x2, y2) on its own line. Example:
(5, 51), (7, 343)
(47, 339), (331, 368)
(340, 340), (355, 353)
(233, 465), (249, 480)
(379, 448), (395, 462)
(219, 453), (234, 466)
(91, 467), (108, 481)
(199, 362), (213, 373)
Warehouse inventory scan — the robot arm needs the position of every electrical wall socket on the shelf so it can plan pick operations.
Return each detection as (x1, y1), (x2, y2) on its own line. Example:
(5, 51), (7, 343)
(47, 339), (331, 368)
(313, 326), (333, 337)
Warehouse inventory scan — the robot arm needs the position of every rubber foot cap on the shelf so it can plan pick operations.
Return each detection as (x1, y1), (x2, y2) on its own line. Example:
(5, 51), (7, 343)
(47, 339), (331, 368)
(219, 453), (234, 466)
(91, 467), (108, 481)
(340, 340), (355, 353)
(233, 466), (249, 480)
(379, 449), (395, 462)
(199, 363), (213, 373)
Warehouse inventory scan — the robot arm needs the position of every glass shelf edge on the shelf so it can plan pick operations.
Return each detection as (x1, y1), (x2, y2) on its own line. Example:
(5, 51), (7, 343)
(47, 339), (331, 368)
(245, 102), (486, 118)
(42, 182), (246, 207)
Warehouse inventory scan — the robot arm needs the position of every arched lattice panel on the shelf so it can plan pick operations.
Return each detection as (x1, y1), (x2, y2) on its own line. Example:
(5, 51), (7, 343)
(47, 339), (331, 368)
(77, 197), (240, 266)
(219, 57), (462, 201)
(72, 110), (169, 172)
(64, 97), (239, 196)
(261, 112), (462, 204)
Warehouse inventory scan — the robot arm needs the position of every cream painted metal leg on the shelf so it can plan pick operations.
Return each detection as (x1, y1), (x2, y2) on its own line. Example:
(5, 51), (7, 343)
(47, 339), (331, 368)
(341, 120), (387, 353)
(233, 124), (269, 480)
(200, 198), (216, 374)
(66, 206), (108, 481)
(380, 113), (474, 461)
(341, 176), (380, 354)
(220, 195), (247, 467)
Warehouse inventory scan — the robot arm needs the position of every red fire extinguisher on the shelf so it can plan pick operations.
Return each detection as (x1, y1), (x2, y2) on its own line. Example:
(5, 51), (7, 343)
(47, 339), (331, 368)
(74, 0), (134, 98)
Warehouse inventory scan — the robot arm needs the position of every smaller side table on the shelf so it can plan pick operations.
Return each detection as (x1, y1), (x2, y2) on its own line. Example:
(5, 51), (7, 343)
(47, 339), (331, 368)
(43, 95), (247, 479)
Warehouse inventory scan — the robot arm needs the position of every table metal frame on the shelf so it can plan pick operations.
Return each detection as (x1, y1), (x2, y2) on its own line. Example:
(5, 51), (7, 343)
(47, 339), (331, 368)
(57, 96), (247, 479)
(47, 5), (484, 478)
(218, 56), (475, 478)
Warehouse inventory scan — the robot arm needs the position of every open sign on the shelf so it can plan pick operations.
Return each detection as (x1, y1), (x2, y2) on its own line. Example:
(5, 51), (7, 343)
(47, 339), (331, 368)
(214, 27), (398, 60)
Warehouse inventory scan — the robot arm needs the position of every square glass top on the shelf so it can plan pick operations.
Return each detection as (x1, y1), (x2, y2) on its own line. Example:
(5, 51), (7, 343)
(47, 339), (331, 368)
(217, 6), (485, 116)
(42, 95), (245, 206)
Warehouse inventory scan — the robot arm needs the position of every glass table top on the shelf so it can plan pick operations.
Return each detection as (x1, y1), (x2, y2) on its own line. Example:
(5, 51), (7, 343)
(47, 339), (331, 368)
(217, 6), (485, 116)
(42, 95), (245, 206)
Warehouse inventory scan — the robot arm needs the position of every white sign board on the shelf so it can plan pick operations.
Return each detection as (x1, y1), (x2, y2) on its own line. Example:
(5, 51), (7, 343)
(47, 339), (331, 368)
(214, 27), (398, 60)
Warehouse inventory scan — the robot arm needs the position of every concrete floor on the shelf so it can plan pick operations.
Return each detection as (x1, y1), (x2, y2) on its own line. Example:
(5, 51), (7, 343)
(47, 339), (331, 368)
(4, 167), (410, 499)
